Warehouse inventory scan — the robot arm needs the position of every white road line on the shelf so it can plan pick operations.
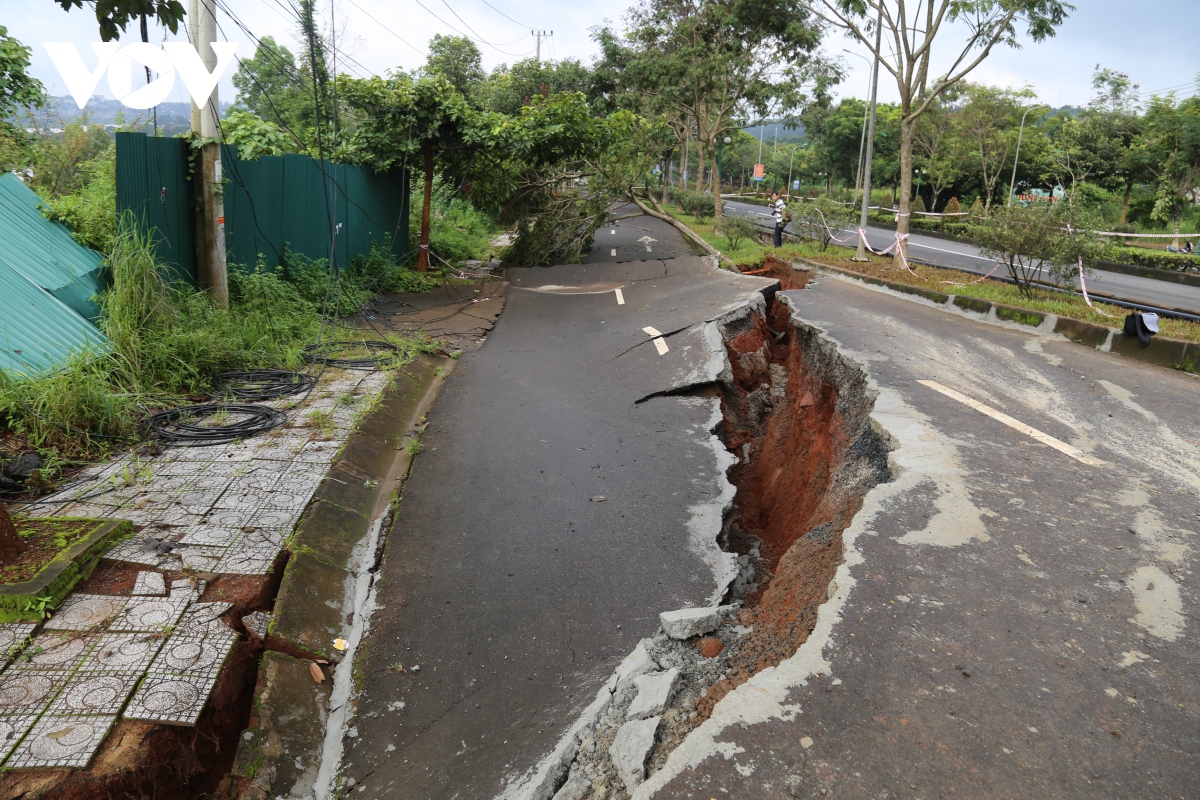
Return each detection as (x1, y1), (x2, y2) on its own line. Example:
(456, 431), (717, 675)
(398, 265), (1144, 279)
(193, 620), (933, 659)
(643, 326), (669, 355)
(615, 288), (625, 305)
(611, 229), (616, 234)
(611, 249), (617, 256)
(918, 380), (1105, 466)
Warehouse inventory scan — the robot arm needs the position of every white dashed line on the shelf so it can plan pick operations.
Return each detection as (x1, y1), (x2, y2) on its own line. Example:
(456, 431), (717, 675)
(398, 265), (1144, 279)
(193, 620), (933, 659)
(918, 380), (1104, 466)
(611, 249), (617, 256)
(643, 326), (669, 355)
(611, 229), (616, 234)
(615, 288), (625, 305)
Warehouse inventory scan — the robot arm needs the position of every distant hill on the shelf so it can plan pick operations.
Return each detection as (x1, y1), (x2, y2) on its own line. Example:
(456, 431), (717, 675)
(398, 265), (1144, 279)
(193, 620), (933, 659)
(11, 96), (233, 137)
(740, 121), (806, 142)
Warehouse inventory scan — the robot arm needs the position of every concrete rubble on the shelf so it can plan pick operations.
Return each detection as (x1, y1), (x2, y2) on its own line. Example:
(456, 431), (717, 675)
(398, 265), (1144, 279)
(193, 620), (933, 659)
(609, 715), (661, 791)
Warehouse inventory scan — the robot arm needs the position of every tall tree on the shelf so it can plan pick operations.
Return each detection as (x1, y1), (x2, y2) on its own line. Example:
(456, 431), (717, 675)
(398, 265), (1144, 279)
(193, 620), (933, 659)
(957, 83), (1034, 210)
(230, 36), (314, 148)
(802, 0), (1070, 266)
(1139, 92), (1200, 245)
(0, 25), (45, 173)
(424, 35), (484, 95)
(911, 90), (963, 213)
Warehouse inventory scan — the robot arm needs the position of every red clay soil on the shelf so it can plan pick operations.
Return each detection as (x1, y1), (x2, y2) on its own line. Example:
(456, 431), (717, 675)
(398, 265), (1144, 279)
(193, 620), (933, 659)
(738, 253), (810, 290)
(694, 637), (724, 658)
(695, 297), (883, 720)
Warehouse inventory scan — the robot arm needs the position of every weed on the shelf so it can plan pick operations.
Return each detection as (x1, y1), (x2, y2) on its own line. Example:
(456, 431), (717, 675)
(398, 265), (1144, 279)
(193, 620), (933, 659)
(307, 409), (337, 437)
(405, 439), (424, 456)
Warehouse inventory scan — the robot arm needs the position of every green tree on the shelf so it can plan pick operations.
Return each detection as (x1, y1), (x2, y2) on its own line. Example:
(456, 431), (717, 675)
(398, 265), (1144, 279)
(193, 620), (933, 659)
(0, 25), (45, 173)
(222, 109), (295, 159)
(1139, 92), (1200, 244)
(957, 83), (1036, 211)
(911, 91), (964, 213)
(230, 36), (315, 149)
(53, 0), (185, 42)
(973, 202), (1103, 297)
(423, 35), (484, 95)
(805, 0), (1070, 265)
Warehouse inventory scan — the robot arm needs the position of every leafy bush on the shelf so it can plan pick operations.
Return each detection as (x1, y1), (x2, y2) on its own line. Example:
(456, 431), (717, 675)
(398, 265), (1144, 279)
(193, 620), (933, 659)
(282, 249), (374, 317)
(794, 197), (853, 251)
(943, 197), (962, 215)
(676, 189), (715, 220)
(222, 110), (296, 159)
(1105, 245), (1200, 273)
(717, 213), (756, 250)
(347, 241), (439, 294)
(972, 203), (1104, 297)
(38, 144), (116, 252)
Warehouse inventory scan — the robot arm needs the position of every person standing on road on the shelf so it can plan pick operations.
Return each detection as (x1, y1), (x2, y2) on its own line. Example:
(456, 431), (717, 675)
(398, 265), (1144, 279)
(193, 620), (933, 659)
(772, 192), (786, 247)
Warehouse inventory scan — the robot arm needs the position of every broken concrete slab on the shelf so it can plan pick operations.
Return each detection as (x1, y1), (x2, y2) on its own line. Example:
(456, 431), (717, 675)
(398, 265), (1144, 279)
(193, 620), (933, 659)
(609, 716), (660, 792)
(131, 571), (166, 596)
(626, 668), (679, 721)
(612, 639), (657, 704)
(659, 606), (722, 640)
(552, 771), (591, 800)
(232, 651), (331, 800)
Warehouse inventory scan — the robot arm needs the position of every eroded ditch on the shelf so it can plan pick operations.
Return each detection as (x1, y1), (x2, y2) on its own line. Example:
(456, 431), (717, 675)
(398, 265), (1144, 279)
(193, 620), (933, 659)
(545, 290), (892, 800)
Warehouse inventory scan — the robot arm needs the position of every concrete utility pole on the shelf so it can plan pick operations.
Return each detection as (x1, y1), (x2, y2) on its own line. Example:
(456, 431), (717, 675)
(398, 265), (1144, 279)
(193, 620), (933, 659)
(191, 0), (228, 308)
(854, 5), (883, 262)
(532, 30), (551, 63)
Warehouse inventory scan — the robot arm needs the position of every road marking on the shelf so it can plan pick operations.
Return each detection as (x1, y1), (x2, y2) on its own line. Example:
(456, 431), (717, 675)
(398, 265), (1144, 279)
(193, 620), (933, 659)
(918, 380), (1104, 466)
(643, 326), (669, 355)
(610, 229), (616, 234)
(615, 288), (625, 305)
(611, 249), (617, 256)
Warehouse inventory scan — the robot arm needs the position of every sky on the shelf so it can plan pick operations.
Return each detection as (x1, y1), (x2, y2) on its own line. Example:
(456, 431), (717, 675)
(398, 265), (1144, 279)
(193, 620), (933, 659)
(5, 0), (1199, 115)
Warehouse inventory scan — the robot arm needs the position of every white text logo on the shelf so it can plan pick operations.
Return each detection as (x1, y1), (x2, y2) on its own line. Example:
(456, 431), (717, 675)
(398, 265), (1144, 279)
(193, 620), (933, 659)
(44, 41), (241, 110)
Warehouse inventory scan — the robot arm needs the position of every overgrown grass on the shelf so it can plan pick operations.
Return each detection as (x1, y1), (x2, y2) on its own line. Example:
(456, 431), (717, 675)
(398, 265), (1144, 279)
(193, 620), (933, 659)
(409, 178), (497, 265)
(0, 222), (327, 456)
(283, 240), (438, 316)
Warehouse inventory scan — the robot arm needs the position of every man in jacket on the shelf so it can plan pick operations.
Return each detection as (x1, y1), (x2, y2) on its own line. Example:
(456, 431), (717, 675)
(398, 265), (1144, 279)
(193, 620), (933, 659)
(772, 193), (786, 247)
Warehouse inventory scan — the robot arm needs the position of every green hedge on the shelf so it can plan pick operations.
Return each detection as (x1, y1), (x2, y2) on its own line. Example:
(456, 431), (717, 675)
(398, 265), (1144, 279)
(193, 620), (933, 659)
(1106, 245), (1200, 273)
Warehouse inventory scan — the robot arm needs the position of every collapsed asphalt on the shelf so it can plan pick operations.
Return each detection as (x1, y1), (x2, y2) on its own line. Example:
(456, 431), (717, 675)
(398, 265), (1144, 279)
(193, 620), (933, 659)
(722, 198), (1200, 316)
(338, 213), (773, 798)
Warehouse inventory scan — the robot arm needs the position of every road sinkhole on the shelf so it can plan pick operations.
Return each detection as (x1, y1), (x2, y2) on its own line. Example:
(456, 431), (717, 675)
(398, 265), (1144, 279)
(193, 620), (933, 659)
(539, 289), (893, 799)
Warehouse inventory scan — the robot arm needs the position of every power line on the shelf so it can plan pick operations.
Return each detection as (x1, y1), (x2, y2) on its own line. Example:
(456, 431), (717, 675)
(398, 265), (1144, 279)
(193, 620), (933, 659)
(410, 0), (534, 57)
(1041, 31), (1200, 80)
(342, 0), (426, 57)
(475, 0), (532, 29)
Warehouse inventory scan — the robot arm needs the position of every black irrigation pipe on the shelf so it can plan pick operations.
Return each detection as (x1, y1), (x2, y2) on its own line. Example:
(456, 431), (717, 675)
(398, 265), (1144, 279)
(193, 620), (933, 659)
(210, 370), (318, 401)
(145, 404), (288, 447)
(301, 340), (399, 370)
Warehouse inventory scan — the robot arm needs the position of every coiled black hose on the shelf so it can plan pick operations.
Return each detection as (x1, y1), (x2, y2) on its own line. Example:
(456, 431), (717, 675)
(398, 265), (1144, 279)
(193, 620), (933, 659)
(145, 403), (288, 447)
(211, 370), (318, 401)
(300, 339), (398, 370)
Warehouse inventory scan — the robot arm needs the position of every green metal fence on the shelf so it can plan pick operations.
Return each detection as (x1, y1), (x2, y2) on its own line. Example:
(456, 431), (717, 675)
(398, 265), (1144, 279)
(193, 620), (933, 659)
(116, 133), (409, 284)
(114, 133), (197, 286)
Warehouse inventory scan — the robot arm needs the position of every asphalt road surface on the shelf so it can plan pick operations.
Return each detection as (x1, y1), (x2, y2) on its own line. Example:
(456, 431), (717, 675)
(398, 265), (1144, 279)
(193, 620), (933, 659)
(643, 271), (1200, 799)
(722, 198), (1200, 316)
(340, 214), (773, 798)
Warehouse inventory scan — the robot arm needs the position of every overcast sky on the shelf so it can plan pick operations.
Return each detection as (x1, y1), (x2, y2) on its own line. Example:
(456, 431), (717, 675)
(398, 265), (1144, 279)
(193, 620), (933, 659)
(6, 0), (1199, 114)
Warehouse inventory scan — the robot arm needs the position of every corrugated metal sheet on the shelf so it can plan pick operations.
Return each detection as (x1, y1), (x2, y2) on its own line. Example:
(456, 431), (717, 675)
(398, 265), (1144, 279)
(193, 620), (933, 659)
(0, 173), (109, 376)
(114, 133), (196, 286)
(221, 146), (409, 272)
(0, 172), (106, 320)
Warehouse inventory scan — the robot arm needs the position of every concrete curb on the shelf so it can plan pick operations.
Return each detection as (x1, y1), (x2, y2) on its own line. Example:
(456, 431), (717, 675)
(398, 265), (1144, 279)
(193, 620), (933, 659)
(232, 354), (453, 799)
(802, 259), (1200, 374)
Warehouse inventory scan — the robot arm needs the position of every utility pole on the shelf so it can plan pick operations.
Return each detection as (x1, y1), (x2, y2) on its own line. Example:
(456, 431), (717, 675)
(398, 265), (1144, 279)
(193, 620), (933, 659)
(772, 125), (777, 157)
(191, 0), (228, 307)
(532, 30), (551, 63)
(854, 5), (883, 262)
(787, 146), (795, 197)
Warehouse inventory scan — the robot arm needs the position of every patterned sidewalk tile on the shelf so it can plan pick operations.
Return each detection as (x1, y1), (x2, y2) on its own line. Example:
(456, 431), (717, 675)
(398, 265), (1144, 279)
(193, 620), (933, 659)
(215, 549), (278, 576)
(204, 506), (258, 528)
(5, 713), (118, 768)
(241, 611), (270, 639)
(9, 633), (96, 671)
(47, 671), (142, 715)
(78, 633), (163, 673)
(0, 624), (38, 668)
(122, 671), (218, 726)
(177, 603), (233, 635)
(177, 525), (243, 548)
(179, 545), (228, 572)
(246, 507), (303, 531)
(151, 630), (236, 677)
(0, 715), (38, 762)
(0, 670), (63, 715)
(44, 595), (127, 632)
(132, 571), (167, 597)
(108, 595), (190, 633)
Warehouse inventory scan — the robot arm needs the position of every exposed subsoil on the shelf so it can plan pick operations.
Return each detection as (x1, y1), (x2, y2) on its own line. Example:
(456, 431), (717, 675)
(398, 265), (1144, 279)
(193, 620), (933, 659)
(0, 554), (288, 800)
(560, 292), (891, 799)
(737, 253), (810, 291)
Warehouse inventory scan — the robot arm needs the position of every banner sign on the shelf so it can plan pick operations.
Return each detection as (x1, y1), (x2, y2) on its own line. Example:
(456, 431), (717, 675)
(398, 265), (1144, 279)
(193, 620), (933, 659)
(753, 163), (765, 182)
(44, 41), (241, 110)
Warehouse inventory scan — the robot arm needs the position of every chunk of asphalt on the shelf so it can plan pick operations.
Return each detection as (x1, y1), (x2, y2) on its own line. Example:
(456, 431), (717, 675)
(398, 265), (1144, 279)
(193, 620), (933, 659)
(659, 606), (723, 639)
(552, 770), (592, 800)
(627, 668), (680, 721)
(610, 716), (661, 792)
(613, 639), (657, 704)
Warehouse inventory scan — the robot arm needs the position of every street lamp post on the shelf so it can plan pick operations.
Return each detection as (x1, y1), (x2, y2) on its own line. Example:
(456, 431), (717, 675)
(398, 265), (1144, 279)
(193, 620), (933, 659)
(843, 49), (872, 205)
(854, 2), (883, 261)
(787, 146), (796, 198)
(1007, 105), (1048, 207)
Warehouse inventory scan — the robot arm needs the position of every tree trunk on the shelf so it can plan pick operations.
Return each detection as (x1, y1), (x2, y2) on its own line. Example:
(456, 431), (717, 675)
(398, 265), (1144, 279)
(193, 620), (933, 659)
(695, 142), (707, 193)
(0, 503), (25, 566)
(1173, 204), (1182, 248)
(895, 117), (915, 270)
(1119, 179), (1132, 225)
(417, 145), (434, 272)
(711, 149), (722, 222)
